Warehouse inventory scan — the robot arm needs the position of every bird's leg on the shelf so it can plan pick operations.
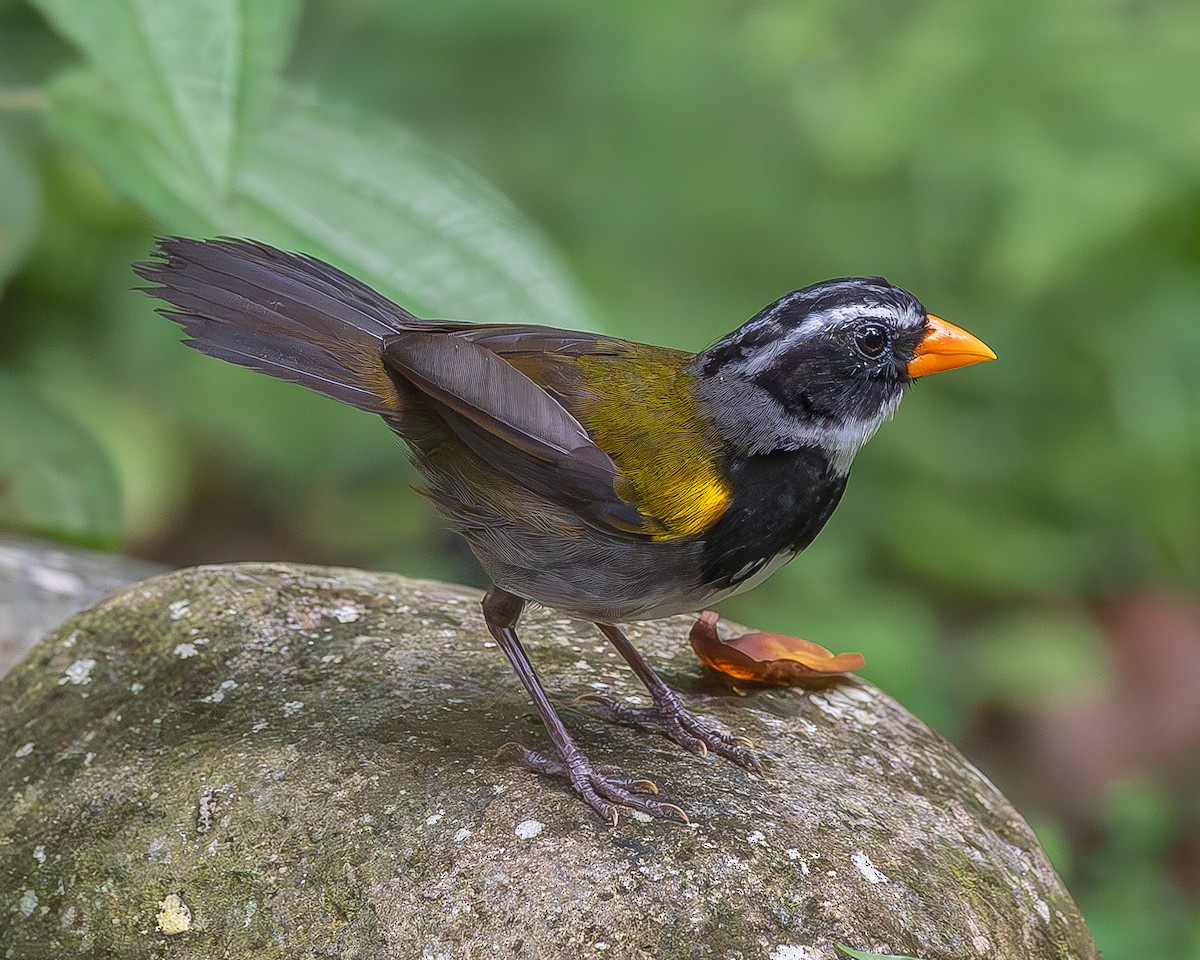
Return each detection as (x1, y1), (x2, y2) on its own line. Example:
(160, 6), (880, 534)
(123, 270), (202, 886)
(576, 622), (763, 773)
(481, 587), (688, 824)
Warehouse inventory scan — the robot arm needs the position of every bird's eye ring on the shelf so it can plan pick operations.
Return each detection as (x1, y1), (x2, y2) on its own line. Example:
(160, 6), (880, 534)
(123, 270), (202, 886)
(855, 323), (888, 359)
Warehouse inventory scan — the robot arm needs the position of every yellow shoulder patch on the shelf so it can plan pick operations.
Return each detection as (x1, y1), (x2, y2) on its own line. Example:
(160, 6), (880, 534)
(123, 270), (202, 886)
(574, 346), (730, 539)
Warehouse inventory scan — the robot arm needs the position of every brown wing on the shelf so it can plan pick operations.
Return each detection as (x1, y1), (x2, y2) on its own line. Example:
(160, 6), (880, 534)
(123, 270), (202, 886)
(393, 328), (729, 540)
(381, 331), (657, 536)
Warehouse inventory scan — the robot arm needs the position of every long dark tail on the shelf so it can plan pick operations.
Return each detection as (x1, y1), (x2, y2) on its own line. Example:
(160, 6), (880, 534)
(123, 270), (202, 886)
(134, 237), (436, 415)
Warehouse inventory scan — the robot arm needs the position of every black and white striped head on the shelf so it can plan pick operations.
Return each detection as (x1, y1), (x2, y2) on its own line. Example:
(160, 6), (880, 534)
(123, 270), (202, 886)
(697, 278), (994, 472)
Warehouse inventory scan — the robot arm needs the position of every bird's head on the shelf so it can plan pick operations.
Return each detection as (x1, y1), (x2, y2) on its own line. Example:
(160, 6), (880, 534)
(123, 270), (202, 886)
(695, 278), (995, 473)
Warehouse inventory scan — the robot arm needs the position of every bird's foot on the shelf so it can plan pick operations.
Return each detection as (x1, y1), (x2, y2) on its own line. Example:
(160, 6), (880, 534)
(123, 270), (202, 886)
(497, 742), (689, 825)
(573, 690), (764, 773)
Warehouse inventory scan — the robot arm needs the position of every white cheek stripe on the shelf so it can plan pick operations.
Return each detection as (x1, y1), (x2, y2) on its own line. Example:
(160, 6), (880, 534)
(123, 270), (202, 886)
(731, 304), (919, 379)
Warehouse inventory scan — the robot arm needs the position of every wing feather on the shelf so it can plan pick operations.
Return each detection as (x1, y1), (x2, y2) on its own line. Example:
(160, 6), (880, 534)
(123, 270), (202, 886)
(382, 332), (653, 535)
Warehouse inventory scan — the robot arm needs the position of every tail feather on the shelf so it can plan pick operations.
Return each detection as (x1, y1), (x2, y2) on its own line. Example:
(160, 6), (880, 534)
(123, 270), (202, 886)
(134, 238), (430, 415)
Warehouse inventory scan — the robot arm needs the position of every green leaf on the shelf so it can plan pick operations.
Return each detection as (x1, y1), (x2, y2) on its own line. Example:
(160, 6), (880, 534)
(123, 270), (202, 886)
(0, 369), (121, 549)
(837, 945), (924, 960)
(27, 0), (299, 192)
(0, 136), (40, 294)
(48, 75), (593, 326)
(32, 0), (592, 327)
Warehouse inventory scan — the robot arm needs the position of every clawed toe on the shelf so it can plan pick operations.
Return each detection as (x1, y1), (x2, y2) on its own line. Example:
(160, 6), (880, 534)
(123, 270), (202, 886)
(573, 693), (764, 773)
(498, 741), (686, 824)
(583, 775), (690, 825)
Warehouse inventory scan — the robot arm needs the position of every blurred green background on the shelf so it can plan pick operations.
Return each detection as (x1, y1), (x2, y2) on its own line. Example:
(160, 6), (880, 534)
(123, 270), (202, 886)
(2, 0), (1198, 954)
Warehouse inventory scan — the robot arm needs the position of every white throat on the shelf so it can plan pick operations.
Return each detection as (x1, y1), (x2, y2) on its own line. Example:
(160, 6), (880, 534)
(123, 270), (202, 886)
(796, 391), (903, 475)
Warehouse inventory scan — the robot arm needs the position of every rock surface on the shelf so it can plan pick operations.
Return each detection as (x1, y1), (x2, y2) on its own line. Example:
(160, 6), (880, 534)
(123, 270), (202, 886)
(0, 534), (166, 679)
(0, 564), (1100, 959)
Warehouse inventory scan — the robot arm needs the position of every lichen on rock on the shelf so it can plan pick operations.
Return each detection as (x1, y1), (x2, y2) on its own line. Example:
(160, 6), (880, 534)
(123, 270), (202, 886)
(0, 563), (1099, 959)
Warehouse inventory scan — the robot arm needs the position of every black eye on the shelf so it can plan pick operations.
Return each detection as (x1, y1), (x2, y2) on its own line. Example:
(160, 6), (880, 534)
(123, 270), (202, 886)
(855, 323), (888, 358)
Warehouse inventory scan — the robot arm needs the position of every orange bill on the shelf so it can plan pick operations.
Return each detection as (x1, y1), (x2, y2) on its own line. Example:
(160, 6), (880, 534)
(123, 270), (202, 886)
(689, 611), (865, 685)
(908, 314), (996, 378)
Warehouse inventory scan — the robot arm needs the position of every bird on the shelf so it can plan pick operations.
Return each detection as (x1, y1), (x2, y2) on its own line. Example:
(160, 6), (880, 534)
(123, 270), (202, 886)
(134, 237), (995, 824)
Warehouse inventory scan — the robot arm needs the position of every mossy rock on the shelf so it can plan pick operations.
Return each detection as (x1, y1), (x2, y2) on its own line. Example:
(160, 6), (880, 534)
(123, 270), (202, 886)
(0, 564), (1099, 959)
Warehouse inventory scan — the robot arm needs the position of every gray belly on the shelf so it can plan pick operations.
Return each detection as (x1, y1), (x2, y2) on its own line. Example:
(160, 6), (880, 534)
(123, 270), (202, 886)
(468, 525), (710, 622)
(464, 521), (796, 623)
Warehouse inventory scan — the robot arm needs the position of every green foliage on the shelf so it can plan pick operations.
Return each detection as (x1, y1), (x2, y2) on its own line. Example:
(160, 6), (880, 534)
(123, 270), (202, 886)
(26, 0), (591, 325)
(0, 136), (39, 294)
(31, 0), (299, 193)
(960, 607), (1110, 709)
(1080, 779), (1200, 959)
(0, 370), (121, 548)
